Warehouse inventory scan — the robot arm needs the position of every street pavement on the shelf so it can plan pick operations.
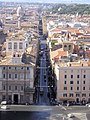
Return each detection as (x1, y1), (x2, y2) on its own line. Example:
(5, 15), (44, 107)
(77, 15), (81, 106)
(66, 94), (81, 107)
(38, 41), (49, 105)
(0, 105), (90, 120)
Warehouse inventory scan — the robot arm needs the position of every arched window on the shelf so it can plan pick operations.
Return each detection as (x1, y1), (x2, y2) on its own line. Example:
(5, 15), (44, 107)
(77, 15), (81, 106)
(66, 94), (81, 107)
(68, 45), (71, 50)
(64, 45), (67, 48)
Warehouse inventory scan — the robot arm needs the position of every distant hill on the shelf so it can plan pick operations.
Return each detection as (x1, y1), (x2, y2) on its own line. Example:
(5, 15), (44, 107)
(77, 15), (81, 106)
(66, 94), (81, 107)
(50, 4), (90, 14)
(0, 0), (90, 4)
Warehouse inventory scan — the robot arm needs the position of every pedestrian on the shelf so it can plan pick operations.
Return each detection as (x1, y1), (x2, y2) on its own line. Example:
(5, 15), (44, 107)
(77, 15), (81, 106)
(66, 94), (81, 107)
(62, 117), (64, 120)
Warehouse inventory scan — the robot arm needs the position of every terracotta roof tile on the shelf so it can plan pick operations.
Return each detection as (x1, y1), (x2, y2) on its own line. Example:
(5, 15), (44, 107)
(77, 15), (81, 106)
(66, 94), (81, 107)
(54, 51), (68, 59)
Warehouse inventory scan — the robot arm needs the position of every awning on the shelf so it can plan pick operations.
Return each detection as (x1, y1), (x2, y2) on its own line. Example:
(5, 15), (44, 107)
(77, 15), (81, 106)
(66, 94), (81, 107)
(59, 97), (75, 101)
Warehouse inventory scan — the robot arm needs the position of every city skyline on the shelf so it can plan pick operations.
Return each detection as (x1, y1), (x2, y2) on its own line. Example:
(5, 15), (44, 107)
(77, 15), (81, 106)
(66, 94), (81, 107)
(0, 0), (90, 4)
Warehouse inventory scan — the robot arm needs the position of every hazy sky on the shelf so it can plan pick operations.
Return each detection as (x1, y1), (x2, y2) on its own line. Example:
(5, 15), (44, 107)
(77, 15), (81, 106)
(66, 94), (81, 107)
(0, 0), (90, 4)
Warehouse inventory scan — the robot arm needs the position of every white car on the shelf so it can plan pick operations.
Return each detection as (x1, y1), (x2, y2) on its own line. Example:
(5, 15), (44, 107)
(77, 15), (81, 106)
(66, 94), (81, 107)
(67, 113), (74, 118)
(88, 105), (90, 107)
(1, 101), (7, 105)
(86, 103), (90, 107)
(1, 105), (8, 109)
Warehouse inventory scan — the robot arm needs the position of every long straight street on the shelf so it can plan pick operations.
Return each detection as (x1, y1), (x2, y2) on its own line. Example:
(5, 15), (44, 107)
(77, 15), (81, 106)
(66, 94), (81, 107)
(38, 39), (49, 105)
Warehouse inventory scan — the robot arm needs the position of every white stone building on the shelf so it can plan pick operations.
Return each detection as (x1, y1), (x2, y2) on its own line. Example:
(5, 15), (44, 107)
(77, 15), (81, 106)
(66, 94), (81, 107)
(6, 31), (29, 56)
(0, 54), (35, 104)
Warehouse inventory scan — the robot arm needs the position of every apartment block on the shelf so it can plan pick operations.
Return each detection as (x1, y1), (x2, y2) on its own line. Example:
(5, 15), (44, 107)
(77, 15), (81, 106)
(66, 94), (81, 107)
(55, 61), (90, 104)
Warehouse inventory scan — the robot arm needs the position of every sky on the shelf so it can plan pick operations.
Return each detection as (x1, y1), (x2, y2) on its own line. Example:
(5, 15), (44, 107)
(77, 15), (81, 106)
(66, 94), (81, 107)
(0, 0), (90, 4)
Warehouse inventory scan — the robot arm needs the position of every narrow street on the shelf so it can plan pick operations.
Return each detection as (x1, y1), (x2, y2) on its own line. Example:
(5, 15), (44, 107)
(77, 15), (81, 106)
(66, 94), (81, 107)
(38, 40), (49, 105)
(35, 18), (50, 105)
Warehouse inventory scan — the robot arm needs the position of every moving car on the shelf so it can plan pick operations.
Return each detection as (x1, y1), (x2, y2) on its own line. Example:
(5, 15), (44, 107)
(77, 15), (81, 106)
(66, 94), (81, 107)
(1, 101), (9, 110)
(1, 101), (7, 105)
(86, 103), (90, 107)
(67, 113), (74, 118)
(1, 105), (9, 110)
(40, 87), (44, 95)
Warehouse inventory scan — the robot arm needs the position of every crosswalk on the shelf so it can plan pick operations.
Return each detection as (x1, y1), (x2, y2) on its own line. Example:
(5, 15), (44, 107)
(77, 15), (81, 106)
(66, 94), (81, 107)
(72, 113), (87, 120)
(47, 112), (88, 120)
(48, 114), (65, 120)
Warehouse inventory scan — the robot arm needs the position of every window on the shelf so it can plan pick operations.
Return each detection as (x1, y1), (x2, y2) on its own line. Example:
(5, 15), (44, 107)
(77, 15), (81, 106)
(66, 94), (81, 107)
(14, 42), (17, 49)
(8, 42), (12, 49)
(77, 81), (79, 84)
(9, 67), (11, 69)
(3, 67), (5, 70)
(3, 85), (5, 90)
(2, 95), (5, 100)
(71, 87), (73, 90)
(64, 45), (67, 48)
(77, 87), (79, 90)
(27, 67), (29, 70)
(64, 75), (67, 78)
(8, 95), (12, 101)
(19, 42), (23, 49)
(83, 87), (85, 90)
(69, 93), (73, 97)
(9, 74), (11, 78)
(20, 95), (24, 101)
(83, 81), (85, 84)
(83, 75), (86, 78)
(9, 86), (11, 90)
(71, 70), (73, 73)
(65, 71), (67, 73)
(69, 45), (71, 50)
(20, 74), (24, 79)
(15, 86), (17, 90)
(70, 81), (73, 84)
(77, 75), (79, 78)
(21, 67), (23, 69)
(15, 67), (17, 70)
(26, 43), (28, 48)
(89, 93), (90, 97)
(15, 74), (17, 78)
(64, 81), (66, 84)
(63, 93), (67, 97)
(21, 86), (23, 91)
(71, 75), (73, 78)
(3, 74), (5, 78)
(64, 87), (67, 90)
(76, 94), (80, 97)
(82, 93), (86, 97)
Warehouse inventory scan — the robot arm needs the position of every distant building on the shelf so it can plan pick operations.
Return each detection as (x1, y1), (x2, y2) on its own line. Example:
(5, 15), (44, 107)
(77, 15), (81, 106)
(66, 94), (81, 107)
(6, 31), (29, 56)
(17, 6), (22, 17)
(17, 17), (21, 29)
(42, 16), (47, 35)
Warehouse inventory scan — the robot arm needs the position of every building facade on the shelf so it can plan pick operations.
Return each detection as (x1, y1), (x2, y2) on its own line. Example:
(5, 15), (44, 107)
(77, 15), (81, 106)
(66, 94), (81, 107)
(0, 54), (35, 104)
(55, 61), (90, 104)
(6, 32), (29, 56)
